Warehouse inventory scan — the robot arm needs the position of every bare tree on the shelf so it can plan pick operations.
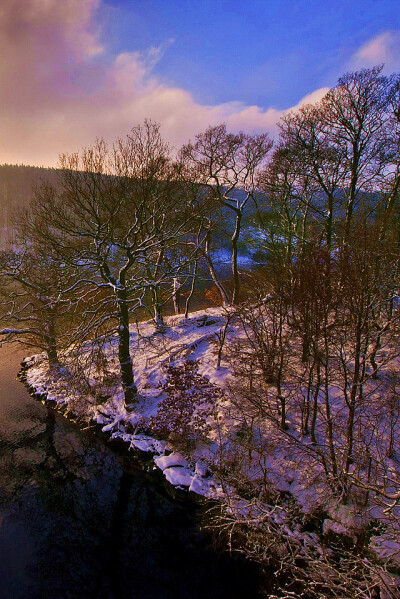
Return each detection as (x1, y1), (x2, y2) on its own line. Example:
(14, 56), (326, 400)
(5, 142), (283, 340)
(280, 66), (392, 251)
(180, 124), (272, 304)
(0, 239), (76, 367)
(28, 122), (194, 407)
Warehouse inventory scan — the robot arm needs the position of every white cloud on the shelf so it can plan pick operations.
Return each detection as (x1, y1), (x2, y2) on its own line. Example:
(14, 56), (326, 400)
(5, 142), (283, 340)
(349, 30), (400, 71)
(0, 0), (329, 167)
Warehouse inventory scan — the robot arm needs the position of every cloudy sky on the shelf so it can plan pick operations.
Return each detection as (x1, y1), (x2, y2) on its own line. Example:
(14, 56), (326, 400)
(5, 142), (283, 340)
(1, 0), (400, 167)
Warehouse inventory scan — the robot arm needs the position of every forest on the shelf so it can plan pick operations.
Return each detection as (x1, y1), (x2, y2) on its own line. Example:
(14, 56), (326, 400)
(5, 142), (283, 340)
(0, 65), (400, 598)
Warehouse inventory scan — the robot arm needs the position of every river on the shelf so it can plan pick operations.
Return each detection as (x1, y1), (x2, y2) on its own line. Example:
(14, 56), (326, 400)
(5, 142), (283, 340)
(0, 345), (260, 599)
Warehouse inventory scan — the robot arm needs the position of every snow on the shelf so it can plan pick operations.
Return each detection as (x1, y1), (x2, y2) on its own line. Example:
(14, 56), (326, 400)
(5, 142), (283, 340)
(21, 304), (400, 580)
(163, 467), (193, 487)
(102, 415), (124, 432)
(194, 459), (209, 477)
(129, 436), (155, 452)
(372, 537), (400, 561)
(23, 308), (229, 498)
(189, 474), (212, 495)
(154, 453), (189, 471)
(323, 519), (356, 541)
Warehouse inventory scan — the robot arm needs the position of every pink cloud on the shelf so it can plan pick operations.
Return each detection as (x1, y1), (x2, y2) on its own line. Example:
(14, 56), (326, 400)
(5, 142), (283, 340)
(0, 0), (329, 167)
(349, 31), (400, 71)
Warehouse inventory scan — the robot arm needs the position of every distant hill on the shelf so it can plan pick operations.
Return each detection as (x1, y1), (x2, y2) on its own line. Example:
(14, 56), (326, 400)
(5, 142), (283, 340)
(0, 164), (261, 251)
(0, 164), (58, 245)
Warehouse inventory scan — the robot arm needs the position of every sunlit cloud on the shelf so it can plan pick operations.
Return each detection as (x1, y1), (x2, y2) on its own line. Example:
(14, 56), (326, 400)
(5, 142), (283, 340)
(349, 30), (400, 71)
(0, 0), (329, 167)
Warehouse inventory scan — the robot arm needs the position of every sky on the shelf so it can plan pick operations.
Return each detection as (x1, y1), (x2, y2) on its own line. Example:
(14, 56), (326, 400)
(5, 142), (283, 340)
(1, 0), (400, 167)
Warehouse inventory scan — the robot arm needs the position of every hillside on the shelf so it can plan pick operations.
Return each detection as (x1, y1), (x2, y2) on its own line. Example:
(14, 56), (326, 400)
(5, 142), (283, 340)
(23, 305), (400, 597)
(0, 164), (58, 244)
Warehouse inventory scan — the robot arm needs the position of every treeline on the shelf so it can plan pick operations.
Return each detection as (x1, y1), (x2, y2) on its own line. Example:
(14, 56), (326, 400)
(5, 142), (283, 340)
(0, 164), (57, 208)
(205, 66), (400, 597)
(0, 65), (399, 409)
(0, 119), (272, 408)
(0, 64), (399, 597)
(0, 165), (58, 246)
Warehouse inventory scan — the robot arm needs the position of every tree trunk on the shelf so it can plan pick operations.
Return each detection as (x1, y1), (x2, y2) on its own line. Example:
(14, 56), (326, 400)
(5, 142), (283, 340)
(345, 324), (362, 477)
(231, 211), (242, 304)
(303, 366), (313, 436)
(310, 356), (321, 445)
(45, 316), (59, 368)
(146, 248), (165, 328)
(301, 332), (311, 363)
(204, 231), (230, 306)
(173, 277), (181, 315)
(370, 332), (381, 379)
(342, 142), (360, 248)
(184, 260), (198, 318)
(151, 285), (164, 329)
(323, 337), (338, 488)
(116, 287), (137, 407)
(46, 343), (59, 368)
(277, 308), (287, 430)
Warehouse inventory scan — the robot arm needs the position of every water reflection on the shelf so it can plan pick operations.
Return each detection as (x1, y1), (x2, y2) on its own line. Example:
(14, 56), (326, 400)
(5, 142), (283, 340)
(0, 347), (259, 599)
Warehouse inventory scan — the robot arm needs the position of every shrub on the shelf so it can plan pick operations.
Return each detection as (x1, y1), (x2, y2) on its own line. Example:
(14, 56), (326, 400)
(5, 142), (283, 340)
(149, 360), (224, 449)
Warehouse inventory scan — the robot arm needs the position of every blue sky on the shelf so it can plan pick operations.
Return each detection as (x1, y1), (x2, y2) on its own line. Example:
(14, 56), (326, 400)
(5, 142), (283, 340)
(0, 0), (399, 166)
(102, 0), (400, 108)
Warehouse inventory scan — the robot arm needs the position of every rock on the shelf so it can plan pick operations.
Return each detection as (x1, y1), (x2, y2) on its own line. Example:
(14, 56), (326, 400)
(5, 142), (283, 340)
(196, 316), (217, 327)
(154, 452), (189, 471)
(163, 466), (192, 487)
(323, 518), (357, 548)
(195, 460), (210, 477)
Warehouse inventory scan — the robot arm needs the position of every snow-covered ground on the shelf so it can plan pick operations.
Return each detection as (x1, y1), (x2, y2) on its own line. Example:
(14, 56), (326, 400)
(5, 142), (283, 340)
(22, 306), (400, 588)
(23, 308), (232, 496)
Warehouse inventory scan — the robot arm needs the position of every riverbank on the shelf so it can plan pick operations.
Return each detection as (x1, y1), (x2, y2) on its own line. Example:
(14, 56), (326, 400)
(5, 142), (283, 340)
(21, 308), (230, 498)
(1, 343), (259, 599)
(20, 306), (400, 598)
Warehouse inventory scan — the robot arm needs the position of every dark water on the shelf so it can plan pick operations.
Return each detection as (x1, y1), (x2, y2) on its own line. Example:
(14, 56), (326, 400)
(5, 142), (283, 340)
(0, 346), (260, 599)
